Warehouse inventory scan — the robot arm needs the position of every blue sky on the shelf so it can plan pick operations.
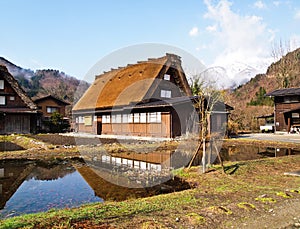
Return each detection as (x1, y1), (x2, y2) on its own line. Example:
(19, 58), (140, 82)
(1, 0), (300, 84)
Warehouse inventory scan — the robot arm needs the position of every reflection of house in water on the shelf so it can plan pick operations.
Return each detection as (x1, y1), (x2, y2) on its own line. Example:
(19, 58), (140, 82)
(78, 150), (194, 198)
(0, 160), (35, 209)
(0, 160), (77, 212)
(258, 147), (300, 157)
(75, 162), (191, 201)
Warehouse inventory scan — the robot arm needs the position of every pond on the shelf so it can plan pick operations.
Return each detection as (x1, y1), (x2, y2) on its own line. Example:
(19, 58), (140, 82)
(1, 142), (299, 219)
(0, 155), (191, 219)
(220, 145), (300, 162)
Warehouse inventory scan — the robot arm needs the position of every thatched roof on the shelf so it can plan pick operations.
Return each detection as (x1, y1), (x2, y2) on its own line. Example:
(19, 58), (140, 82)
(0, 65), (37, 110)
(73, 54), (192, 112)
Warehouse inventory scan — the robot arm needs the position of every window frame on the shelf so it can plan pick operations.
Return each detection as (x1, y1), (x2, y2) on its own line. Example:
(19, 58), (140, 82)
(0, 96), (5, 105)
(0, 80), (4, 90)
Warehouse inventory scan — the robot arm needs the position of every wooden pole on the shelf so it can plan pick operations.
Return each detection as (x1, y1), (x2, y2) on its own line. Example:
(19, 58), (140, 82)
(202, 138), (206, 173)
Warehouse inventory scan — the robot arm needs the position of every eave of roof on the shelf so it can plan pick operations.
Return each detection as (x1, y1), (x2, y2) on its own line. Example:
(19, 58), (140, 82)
(33, 95), (70, 105)
(265, 87), (300, 97)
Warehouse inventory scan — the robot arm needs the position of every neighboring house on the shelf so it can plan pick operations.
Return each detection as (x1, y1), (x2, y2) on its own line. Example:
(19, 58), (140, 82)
(72, 53), (231, 138)
(33, 95), (70, 132)
(266, 87), (300, 132)
(33, 95), (70, 118)
(0, 65), (39, 134)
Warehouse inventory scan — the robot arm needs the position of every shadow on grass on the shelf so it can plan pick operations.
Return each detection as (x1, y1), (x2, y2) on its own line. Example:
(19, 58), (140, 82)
(224, 163), (243, 175)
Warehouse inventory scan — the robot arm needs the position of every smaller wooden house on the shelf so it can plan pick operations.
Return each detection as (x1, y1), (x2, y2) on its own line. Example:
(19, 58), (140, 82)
(266, 87), (300, 132)
(33, 95), (70, 118)
(0, 66), (39, 134)
(33, 95), (70, 132)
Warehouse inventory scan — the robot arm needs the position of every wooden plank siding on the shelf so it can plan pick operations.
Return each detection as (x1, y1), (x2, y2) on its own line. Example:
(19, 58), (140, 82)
(275, 102), (300, 131)
(274, 96), (300, 132)
(101, 112), (171, 138)
(0, 114), (32, 134)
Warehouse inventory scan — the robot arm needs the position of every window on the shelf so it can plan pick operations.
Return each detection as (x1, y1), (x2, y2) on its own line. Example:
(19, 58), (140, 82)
(122, 114), (128, 123)
(164, 74), (170, 81)
(84, 116), (92, 126)
(9, 96), (15, 101)
(102, 115), (110, 123)
(128, 114), (133, 123)
(148, 112), (161, 123)
(0, 96), (5, 105)
(134, 113), (140, 123)
(116, 114), (122, 123)
(0, 168), (4, 178)
(160, 89), (171, 98)
(140, 113), (147, 123)
(0, 80), (4, 89)
(111, 115), (116, 123)
(46, 106), (58, 113)
(78, 116), (84, 124)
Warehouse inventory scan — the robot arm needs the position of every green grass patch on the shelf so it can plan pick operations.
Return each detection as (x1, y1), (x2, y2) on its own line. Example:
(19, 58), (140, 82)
(237, 202), (256, 210)
(276, 191), (292, 198)
(186, 212), (206, 224)
(255, 197), (276, 203)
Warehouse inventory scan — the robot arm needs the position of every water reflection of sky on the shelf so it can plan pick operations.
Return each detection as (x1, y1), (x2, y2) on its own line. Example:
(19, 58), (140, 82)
(0, 171), (102, 218)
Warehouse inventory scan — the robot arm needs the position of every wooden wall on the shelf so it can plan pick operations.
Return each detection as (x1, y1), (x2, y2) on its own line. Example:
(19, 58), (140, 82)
(101, 112), (171, 138)
(275, 102), (300, 132)
(0, 114), (33, 134)
(35, 98), (66, 117)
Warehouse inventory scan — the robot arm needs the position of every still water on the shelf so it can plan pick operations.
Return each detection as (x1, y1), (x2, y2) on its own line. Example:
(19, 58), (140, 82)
(0, 143), (299, 219)
(0, 160), (102, 218)
(0, 153), (191, 219)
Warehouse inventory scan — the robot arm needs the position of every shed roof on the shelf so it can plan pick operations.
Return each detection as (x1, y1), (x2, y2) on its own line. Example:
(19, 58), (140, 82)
(72, 54), (192, 112)
(33, 95), (70, 105)
(265, 87), (300, 97)
(0, 65), (37, 110)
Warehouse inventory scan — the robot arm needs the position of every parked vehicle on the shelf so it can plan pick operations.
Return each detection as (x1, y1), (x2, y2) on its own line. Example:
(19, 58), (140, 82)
(260, 120), (275, 133)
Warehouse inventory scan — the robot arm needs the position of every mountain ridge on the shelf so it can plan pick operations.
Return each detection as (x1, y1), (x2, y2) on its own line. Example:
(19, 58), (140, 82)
(0, 57), (90, 104)
(225, 47), (300, 131)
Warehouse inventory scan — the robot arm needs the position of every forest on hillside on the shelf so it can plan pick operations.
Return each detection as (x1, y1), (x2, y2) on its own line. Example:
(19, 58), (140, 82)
(225, 47), (300, 132)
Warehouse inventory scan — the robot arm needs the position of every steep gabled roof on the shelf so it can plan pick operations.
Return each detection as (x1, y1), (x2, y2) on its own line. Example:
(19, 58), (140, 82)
(33, 95), (70, 106)
(73, 54), (192, 112)
(265, 87), (300, 97)
(0, 65), (37, 110)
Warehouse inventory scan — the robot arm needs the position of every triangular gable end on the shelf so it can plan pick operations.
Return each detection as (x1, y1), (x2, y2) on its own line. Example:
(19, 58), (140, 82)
(142, 53), (192, 101)
(0, 65), (37, 110)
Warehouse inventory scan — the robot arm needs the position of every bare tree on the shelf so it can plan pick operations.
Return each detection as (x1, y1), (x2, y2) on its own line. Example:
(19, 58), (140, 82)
(271, 39), (298, 88)
(188, 72), (225, 173)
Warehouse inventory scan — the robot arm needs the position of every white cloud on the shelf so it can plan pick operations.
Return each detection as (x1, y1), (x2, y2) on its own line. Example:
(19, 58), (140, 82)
(200, 0), (274, 86)
(273, 1), (280, 7)
(189, 27), (199, 37)
(295, 10), (300, 19)
(254, 1), (266, 9)
(206, 24), (217, 32)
